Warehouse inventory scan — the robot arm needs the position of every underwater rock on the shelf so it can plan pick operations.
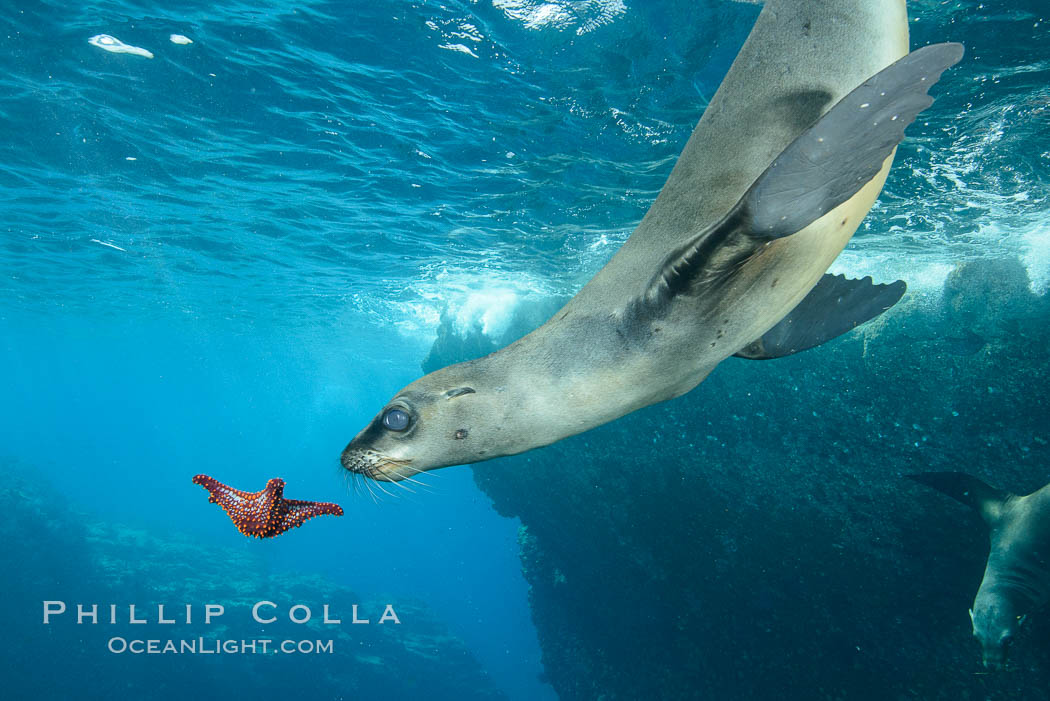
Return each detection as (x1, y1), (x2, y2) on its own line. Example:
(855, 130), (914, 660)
(422, 307), (502, 374)
(421, 296), (567, 373)
(423, 260), (1050, 699)
(942, 257), (1039, 336)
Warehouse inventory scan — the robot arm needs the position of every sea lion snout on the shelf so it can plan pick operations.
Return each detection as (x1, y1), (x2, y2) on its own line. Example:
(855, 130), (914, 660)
(977, 634), (1011, 671)
(971, 606), (1020, 672)
(340, 443), (411, 482)
(339, 444), (366, 472)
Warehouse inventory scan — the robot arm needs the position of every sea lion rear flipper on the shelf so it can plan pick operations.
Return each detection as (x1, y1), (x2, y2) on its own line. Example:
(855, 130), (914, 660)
(733, 274), (905, 359)
(629, 43), (963, 320)
(742, 41), (963, 238)
(908, 472), (1010, 526)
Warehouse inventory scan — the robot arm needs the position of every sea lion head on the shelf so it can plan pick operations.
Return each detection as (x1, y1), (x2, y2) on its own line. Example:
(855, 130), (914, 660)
(970, 597), (1025, 670)
(340, 361), (510, 482)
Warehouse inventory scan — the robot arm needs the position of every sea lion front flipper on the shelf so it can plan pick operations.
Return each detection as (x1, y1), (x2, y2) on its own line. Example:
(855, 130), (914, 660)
(733, 274), (905, 359)
(629, 42), (963, 321)
(908, 472), (1011, 527)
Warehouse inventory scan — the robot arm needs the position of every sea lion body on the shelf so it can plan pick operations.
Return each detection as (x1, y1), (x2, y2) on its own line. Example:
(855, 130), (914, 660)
(570, 0), (909, 364)
(973, 483), (1050, 668)
(464, 0), (912, 427)
(912, 473), (1050, 669)
(341, 1), (962, 481)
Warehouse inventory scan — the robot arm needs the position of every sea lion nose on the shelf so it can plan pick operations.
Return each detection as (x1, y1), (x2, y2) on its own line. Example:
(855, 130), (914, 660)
(340, 444), (360, 471)
(981, 651), (1004, 671)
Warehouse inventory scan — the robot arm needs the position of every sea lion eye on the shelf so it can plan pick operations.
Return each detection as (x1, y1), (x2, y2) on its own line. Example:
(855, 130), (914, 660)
(382, 408), (411, 431)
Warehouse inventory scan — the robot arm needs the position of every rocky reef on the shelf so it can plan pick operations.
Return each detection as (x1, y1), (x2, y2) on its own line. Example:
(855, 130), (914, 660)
(1, 461), (503, 701)
(425, 257), (1050, 700)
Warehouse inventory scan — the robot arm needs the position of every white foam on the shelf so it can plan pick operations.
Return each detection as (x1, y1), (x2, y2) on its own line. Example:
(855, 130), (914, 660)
(588, 233), (611, 250)
(452, 288), (522, 338)
(829, 253), (953, 295)
(438, 43), (479, 58)
(90, 239), (127, 252)
(1022, 225), (1050, 295)
(835, 219), (1050, 299)
(391, 262), (561, 341)
(88, 34), (154, 59)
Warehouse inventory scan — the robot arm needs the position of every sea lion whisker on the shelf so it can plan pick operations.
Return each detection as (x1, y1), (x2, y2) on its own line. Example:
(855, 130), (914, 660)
(361, 474), (379, 504)
(339, 467), (356, 497)
(390, 463), (442, 491)
(371, 479), (398, 499)
(395, 472), (436, 492)
(392, 472), (439, 496)
(386, 476), (416, 495)
(365, 465), (399, 499)
(335, 461), (354, 495)
(401, 462), (436, 478)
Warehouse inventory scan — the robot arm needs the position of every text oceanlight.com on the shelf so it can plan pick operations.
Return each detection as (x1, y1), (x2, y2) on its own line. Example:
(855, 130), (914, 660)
(107, 638), (334, 655)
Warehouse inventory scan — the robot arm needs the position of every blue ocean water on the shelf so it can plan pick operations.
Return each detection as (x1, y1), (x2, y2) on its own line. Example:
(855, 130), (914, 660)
(2, 0), (1049, 699)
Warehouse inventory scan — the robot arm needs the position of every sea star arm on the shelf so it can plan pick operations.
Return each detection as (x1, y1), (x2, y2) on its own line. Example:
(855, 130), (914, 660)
(283, 499), (345, 530)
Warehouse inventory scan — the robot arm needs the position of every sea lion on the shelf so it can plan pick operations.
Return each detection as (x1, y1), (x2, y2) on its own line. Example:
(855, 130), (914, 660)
(341, 0), (963, 482)
(910, 472), (1050, 669)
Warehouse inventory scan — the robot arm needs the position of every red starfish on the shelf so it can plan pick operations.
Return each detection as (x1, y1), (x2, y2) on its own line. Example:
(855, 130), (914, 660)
(192, 475), (343, 538)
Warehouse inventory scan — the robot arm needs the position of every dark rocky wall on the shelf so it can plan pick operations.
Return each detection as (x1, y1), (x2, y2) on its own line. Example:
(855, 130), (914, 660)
(425, 258), (1050, 700)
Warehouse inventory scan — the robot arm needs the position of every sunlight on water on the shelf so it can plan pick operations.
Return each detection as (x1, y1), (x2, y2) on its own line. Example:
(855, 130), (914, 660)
(493, 0), (627, 34)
